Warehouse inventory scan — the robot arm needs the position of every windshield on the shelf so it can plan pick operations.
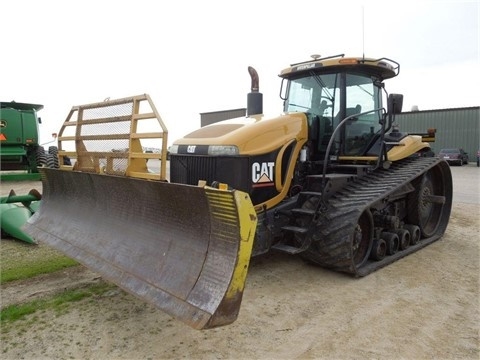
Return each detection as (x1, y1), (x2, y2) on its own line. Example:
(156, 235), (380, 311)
(284, 72), (384, 156)
(284, 73), (337, 116)
(440, 149), (460, 153)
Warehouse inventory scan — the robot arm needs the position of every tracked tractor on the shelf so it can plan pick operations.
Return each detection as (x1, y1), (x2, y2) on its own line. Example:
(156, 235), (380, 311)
(25, 55), (453, 330)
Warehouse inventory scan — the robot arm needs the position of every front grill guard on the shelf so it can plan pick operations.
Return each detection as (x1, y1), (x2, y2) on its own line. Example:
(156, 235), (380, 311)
(57, 94), (168, 181)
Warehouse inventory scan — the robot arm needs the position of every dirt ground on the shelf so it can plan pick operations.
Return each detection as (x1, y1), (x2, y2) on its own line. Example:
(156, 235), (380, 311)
(1, 165), (479, 360)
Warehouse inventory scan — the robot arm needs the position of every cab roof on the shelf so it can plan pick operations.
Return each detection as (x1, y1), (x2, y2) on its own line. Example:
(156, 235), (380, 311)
(0, 101), (44, 111)
(279, 54), (400, 81)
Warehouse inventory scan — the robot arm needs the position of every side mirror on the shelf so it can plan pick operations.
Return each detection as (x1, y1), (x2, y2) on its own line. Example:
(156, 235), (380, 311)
(387, 94), (403, 114)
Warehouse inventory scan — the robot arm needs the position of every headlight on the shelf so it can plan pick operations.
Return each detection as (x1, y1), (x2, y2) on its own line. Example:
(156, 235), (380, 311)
(208, 145), (239, 156)
(169, 145), (178, 154)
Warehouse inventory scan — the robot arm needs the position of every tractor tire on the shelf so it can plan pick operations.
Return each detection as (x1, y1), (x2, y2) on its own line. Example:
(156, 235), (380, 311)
(46, 153), (59, 168)
(49, 147), (61, 168)
(35, 146), (47, 167)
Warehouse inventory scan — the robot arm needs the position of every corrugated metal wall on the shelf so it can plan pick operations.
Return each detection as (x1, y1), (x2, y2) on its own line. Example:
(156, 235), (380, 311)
(396, 107), (480, 162)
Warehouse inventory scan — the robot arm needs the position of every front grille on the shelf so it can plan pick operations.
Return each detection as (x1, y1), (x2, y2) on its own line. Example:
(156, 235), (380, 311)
(170, 155), (250, 191)
(170, 155), (217, 185)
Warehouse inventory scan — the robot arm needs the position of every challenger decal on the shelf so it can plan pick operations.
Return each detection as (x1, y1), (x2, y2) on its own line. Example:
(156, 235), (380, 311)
(252, 162), (274, 188)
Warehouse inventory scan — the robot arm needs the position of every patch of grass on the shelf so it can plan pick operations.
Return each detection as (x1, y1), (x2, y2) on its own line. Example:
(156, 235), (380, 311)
(1, 239), (78, 283)
(1, 257), (78, 283)
(1, 282), (113, 323)
(0, 302), (38, 323)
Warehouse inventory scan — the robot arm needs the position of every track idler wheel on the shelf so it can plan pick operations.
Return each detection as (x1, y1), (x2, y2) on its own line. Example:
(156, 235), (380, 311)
(351, 210), (374, 268)
(407, 164), (453, 238)
(382, 232), (399, 255)
(369, 238), (387, 261)
(394, 229), (411, 250)
(403, 224), (421, 245)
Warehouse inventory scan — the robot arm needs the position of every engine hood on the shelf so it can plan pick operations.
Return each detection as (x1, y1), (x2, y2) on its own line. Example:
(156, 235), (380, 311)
(172, 112), (308, 155)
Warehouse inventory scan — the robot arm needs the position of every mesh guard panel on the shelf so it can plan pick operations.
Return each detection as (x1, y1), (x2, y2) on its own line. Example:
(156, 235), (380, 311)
(57, 94), (169, 181)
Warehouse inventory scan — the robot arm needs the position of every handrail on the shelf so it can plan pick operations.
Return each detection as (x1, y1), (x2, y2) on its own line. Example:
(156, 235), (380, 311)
(321, 108), (386, 190)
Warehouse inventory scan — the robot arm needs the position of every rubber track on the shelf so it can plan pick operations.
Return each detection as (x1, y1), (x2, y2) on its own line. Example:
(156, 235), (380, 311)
(303, 156), (447, 277)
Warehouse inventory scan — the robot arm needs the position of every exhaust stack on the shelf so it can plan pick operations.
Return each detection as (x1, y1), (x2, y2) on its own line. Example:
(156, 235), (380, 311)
(247, 66), (263, 116)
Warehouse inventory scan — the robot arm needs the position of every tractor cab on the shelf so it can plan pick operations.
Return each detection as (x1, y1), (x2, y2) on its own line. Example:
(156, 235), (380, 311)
(280, 55), (400, 160)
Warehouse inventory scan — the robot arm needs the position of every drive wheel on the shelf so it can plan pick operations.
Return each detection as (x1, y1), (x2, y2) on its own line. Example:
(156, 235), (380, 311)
(352, 210), (374, 269)
(407, 168), (448, 238)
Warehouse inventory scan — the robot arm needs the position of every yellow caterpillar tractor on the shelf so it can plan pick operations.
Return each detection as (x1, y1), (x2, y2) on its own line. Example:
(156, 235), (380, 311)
(25, 55), (452, 330)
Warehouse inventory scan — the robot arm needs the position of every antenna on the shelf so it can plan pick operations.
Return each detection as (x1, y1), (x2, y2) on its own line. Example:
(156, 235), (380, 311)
(362, 6), (365, 59)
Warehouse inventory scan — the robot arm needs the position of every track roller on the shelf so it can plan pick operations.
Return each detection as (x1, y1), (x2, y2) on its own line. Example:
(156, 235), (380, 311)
(403, 224), (420, 245)
(369, 238), (387, 261)
(382, 232), (399, 255)
(394, 229), (411, 250)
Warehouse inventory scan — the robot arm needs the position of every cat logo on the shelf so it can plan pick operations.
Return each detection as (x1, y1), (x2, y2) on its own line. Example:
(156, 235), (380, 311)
(252, 162), (274, 188)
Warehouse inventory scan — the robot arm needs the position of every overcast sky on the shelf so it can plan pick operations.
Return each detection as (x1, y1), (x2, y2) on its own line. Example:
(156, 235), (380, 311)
(2, 0), (478, 144)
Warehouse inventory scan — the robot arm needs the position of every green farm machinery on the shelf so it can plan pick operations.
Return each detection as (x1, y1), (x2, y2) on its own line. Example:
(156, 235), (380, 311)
(0, 190), (42, 244)
(0, 101), (62, 181)
(1, 101), (64, 243)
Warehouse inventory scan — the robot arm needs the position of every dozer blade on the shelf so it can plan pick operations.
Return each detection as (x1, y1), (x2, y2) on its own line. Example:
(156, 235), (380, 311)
(24, 168), (257, 329)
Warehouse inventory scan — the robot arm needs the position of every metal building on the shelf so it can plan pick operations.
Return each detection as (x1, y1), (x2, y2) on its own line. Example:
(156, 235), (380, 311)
(396, 106), (479, 162)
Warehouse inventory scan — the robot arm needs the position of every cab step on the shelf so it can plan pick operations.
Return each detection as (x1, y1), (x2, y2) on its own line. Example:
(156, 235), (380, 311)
(271, 243), (306, 255)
